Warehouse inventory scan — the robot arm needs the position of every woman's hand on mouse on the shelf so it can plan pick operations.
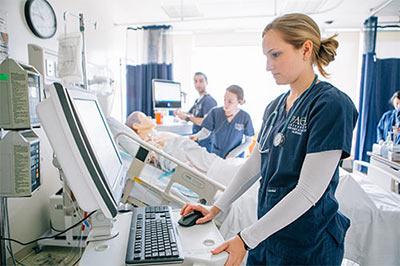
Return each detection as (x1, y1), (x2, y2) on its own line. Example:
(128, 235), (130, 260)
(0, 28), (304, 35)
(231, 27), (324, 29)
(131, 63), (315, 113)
(180, 203), (220, 224)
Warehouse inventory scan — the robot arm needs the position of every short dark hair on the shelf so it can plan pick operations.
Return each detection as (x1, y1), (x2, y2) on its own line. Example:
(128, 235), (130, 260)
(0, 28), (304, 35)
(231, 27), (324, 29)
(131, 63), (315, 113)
(390, 90), (400, 105)
(194, 72), (208, 82)
(226, 85), (244, 103)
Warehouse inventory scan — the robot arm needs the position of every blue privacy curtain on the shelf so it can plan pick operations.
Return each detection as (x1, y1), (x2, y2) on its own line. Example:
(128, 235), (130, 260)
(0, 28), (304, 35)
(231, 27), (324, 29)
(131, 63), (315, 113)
(126, 25), (173, 117)
(355, 17), (400, 162)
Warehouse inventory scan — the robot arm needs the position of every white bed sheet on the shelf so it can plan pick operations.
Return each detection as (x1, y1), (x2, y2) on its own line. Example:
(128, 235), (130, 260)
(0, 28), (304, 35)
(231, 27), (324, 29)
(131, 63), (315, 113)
(162, 136), (245, 186)
(337, 171), (400, 266)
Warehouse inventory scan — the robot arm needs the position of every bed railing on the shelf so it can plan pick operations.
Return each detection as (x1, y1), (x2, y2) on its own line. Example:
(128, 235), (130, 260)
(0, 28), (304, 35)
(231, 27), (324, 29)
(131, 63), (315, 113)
(114, 131), (226, 207)
(353, 160), (400, 193)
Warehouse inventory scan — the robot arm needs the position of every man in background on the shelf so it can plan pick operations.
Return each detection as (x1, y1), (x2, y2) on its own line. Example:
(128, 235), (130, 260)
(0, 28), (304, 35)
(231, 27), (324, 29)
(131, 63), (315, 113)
(175, 72), (217, 151)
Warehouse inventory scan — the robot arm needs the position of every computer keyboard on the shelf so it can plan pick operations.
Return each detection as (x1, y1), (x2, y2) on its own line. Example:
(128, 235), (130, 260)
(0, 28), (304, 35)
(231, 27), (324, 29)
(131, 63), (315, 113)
(125, 205), (184, 265)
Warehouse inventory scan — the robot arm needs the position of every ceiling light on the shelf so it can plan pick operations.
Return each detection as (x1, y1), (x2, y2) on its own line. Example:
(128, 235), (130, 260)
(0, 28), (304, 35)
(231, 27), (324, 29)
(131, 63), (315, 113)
(161, 0), (202, 19)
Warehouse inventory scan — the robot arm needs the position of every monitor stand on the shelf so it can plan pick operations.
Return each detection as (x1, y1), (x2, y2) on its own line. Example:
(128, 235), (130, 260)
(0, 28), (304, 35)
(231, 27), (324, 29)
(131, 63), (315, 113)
(37, 156), (90, 249)
(87, 210), (119, 242)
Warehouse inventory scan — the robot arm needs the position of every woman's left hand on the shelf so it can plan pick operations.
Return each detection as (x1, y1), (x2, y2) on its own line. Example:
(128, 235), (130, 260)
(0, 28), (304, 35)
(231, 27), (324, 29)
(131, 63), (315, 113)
(189, 135), (198, 142)
(211, 235), (247, 266)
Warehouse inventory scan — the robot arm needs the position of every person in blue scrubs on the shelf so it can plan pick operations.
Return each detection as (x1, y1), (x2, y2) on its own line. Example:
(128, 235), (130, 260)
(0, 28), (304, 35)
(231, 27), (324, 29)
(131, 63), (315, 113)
(175, 72), (217, 151)
(180, 13), (358, 266)
(190, 85), (255, 159)
(377, 90), (400, 144)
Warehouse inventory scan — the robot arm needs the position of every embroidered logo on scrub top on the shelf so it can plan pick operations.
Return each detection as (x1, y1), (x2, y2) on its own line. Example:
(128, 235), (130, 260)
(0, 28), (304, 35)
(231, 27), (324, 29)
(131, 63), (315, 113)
(287, 116), (307, 135)
(235, 123), (244, 131)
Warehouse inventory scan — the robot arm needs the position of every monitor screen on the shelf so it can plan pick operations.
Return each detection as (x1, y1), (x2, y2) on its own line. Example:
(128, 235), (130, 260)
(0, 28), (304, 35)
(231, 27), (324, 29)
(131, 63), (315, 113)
(152, 79), (181, 108)
(72, 97), (122, 190)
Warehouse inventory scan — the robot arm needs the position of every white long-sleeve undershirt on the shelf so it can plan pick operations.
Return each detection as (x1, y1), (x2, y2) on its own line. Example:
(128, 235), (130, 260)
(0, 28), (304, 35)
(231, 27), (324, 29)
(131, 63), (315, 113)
(193, 128), (253, 158)
(214, 145), (341, 249)
(193, 127), (211, 140)
(226, 136), (253, 158)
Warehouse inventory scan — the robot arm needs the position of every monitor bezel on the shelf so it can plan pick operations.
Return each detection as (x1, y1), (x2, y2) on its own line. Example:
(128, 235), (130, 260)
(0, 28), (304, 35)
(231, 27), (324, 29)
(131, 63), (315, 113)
(53, 83), (119, 217)
(152, 79), (182, 109)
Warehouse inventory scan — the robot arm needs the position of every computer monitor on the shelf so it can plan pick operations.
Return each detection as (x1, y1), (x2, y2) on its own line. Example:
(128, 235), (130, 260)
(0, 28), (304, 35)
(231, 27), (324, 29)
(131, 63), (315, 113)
(152, 79), (181, 109)
(37, 83), (125, 218)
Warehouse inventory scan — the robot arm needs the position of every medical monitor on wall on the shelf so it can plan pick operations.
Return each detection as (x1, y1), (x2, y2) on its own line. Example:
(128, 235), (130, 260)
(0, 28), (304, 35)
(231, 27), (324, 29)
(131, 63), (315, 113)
(152, 79), (181, 109)
(37, 83), (125, 218)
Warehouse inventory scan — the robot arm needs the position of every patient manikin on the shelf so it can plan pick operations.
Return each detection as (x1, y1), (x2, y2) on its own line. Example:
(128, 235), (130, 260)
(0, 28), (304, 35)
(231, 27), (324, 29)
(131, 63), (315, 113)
(125, 111), (176, 149)
(122, 111), (244, 186)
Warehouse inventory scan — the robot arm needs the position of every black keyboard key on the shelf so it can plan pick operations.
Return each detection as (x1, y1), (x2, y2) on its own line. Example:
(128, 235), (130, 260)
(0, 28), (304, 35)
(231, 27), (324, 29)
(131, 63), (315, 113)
(172, 251), (179, 257)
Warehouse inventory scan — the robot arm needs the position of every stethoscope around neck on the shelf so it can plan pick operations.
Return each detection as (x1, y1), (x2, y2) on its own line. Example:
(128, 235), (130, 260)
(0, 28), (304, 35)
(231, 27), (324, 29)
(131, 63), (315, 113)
(258, 75), (318, 153)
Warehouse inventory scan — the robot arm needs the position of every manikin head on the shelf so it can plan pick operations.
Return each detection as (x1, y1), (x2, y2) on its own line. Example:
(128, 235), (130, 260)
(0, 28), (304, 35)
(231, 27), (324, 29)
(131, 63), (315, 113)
(125, 111), (155, 139)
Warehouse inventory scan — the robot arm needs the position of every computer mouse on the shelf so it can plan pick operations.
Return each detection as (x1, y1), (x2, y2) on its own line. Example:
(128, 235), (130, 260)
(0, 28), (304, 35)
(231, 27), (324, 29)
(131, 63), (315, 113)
(178, 210), (204, 227)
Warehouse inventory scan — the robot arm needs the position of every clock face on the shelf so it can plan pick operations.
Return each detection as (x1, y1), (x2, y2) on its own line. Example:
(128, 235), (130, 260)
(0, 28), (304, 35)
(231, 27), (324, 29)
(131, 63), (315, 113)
(25, 0), (57, 39)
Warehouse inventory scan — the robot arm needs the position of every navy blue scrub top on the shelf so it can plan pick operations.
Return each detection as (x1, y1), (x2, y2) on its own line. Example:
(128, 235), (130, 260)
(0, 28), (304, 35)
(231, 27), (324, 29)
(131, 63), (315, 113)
(256, 81), (358, 260)
(377, 109), (400, 143)
(202, 107), (254, 158)
(188, 94), (217, 134)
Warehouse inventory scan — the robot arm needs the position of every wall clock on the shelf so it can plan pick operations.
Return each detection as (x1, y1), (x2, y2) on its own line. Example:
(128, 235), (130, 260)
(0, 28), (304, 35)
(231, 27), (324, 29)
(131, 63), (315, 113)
(24, 0), (57, 39)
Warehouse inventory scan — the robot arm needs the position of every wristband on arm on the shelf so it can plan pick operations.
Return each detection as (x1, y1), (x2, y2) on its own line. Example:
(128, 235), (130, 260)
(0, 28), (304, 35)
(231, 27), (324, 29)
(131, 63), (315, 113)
(237, 231), (251, 251)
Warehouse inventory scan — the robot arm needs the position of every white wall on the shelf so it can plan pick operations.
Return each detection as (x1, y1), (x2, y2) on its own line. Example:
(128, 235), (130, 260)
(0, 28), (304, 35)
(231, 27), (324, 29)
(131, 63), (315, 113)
(376, 30), (400, 59)
(2, 0), (125, 255)
(171, 34), (195, 111)
(323, 32), (362, 110)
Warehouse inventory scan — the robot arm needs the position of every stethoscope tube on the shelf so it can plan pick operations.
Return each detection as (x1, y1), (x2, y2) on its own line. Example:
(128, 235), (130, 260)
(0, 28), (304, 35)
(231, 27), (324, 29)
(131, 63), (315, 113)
(258, 75), (318, 153)
(258, 96), (285, 153)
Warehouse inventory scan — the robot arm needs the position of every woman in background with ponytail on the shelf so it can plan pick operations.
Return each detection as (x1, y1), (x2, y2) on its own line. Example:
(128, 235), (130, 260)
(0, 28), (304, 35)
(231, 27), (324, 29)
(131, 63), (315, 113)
(181, 13), (358, 265)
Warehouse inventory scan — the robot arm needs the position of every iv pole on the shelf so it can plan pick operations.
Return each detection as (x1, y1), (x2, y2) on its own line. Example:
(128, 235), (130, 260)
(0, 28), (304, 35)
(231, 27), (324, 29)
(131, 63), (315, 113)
(0, 197), (7, 265)
(0, 129), (7, 265)
(36, 13), (97, 250)
(63, 12), (97, 90)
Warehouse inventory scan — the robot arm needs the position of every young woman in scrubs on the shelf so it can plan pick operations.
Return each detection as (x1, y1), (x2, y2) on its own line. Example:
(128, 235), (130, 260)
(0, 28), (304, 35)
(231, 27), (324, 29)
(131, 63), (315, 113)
(190, 85), (255, 159)
(377, 90), (400, 144)
(181, 13), (358, 265)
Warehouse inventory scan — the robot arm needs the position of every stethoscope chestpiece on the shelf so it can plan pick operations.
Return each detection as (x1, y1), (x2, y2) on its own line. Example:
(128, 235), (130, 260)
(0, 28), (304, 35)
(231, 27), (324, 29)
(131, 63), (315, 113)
(273, 132), (285, 147)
